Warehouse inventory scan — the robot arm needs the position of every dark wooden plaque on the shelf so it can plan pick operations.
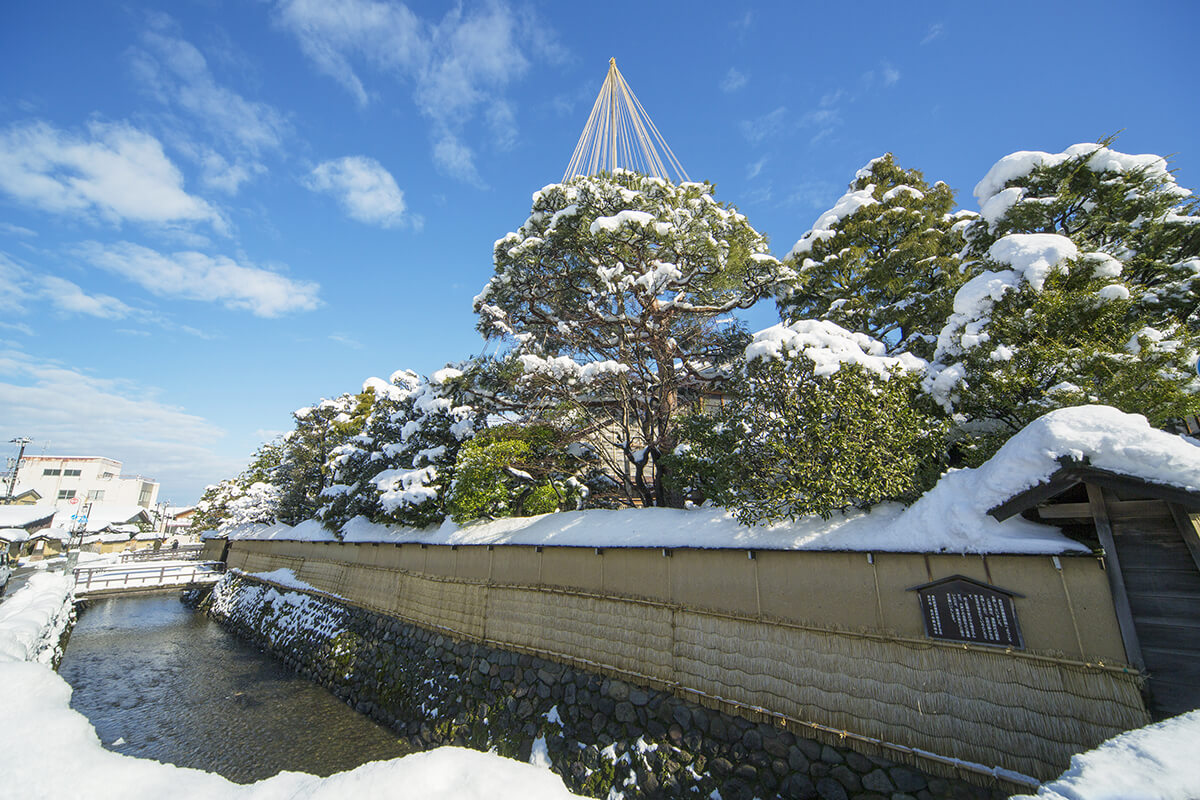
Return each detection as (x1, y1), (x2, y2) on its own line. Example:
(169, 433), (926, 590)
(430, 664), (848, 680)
(911, 576), (1024, 649)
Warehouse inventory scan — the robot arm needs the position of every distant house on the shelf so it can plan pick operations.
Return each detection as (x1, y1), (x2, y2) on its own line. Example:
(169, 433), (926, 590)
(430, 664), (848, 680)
(0, 506), (55, 557)
(3, 488), (42, 505)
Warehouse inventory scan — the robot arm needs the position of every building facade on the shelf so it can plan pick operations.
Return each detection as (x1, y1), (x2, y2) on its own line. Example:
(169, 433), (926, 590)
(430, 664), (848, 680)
(14, 456), (159, 509)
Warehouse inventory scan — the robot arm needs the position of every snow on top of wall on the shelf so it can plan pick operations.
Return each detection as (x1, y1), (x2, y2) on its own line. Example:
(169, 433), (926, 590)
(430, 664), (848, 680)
(222, 406), (1200, 556)
(788, 185), (878, 259)
(746, 320), (926, 378)
(1010, 710), (1200, 800)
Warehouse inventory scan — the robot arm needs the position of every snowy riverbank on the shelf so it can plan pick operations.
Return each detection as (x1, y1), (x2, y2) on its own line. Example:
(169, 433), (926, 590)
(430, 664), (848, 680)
(0, 574), (583, 800)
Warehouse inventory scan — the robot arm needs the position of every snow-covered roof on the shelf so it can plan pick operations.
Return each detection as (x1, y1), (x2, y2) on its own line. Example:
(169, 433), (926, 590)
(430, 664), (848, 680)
(51, 505), (152, 533)
(0, 505), (56, 529)
(214, 406), (1200, 556)
(0, 528), (30, 543)
(31, 527), (71, 542)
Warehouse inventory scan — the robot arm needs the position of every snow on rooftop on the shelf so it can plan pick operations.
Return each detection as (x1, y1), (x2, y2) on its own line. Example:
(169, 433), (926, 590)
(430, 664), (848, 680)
(0, 504), (56, 528)
(1010, 710), (1200, 800)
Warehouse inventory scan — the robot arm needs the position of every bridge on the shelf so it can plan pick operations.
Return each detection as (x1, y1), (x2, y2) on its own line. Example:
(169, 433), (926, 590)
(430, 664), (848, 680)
(73, 560), (226, 598)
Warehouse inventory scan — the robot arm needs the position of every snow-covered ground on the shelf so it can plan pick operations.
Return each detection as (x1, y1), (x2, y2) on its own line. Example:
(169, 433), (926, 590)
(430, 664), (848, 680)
(0, 574), (583, 800)
(215, 406), (1200, 556)
(1010, 710), (1200, 800)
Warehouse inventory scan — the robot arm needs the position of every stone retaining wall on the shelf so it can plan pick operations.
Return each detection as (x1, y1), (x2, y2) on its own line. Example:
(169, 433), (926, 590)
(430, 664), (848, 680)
(205, 572), (1010, 800)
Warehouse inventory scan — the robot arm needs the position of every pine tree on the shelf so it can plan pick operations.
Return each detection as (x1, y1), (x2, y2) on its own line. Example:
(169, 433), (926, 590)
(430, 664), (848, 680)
(967, 136), (1200, 329)
(275, 392), (368, 526)
(666, 320), (944, 524)
(474, 170), (793, 506)
(778, 154), (972, 359)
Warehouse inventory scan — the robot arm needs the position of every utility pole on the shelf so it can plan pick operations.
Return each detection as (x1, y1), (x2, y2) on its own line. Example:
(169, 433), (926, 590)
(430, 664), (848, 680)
(4, 437), (31, 503)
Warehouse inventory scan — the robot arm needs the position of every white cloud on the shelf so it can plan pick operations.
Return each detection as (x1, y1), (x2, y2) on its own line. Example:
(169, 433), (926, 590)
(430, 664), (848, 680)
(882, 62), (901, 87)
(40, 276), (132, 320)
(272, 0), (548, 183)
(746, 157), (767, 180)
(0, 348), (239, 503)
(78, 241), (321, 317)
(433, 130), (483, 186)
(0, 222), (35, 237)
(329, 332), (363, 349)
(739, 106), (788, 144)
(305, 156), (408, 228)
(132, 28), (290, 156)
(0, 120), (225, 231)
(197, 150), (264, 195)
(720, 68), (747, 93)
(921, 23), (945, 45)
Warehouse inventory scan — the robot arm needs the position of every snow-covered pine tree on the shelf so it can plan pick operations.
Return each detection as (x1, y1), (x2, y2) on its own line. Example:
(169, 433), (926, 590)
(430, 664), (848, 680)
(926, 141), (1200, 463)
(275, 392), (370, 526)
(778, 154), (973, 359)
(474, 170), (793, 506)
(192, 441), (284, 532)
(968, 137), (1200, 328)
(318, 367), (486, 531)
(666, 320), (944, 524)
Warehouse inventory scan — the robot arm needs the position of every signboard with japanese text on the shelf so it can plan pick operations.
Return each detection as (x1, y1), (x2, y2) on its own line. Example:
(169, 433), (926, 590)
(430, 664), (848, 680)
(912, 576), (1024, 649)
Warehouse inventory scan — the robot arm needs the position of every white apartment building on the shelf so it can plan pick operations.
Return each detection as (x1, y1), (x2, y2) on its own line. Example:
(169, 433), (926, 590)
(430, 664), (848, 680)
(14, 456), (159, 509)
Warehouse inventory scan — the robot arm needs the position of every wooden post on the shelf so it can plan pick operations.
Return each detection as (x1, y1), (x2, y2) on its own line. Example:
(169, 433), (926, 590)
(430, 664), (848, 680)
(1087, 483), (1145, 671)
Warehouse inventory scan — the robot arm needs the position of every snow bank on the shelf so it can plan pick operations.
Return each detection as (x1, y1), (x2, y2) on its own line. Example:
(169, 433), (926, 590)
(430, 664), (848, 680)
(0, 574), (582, 799)
(1010, 710), (1200, 800)
(0, 572), (74, 664)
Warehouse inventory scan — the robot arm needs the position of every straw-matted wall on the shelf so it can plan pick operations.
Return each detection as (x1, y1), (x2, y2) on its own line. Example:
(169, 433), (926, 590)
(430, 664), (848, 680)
(222, 539), (1148, 780)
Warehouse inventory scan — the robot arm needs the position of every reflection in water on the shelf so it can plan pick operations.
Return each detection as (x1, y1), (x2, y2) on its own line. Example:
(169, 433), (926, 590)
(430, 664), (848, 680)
(59, 593), (409, 784)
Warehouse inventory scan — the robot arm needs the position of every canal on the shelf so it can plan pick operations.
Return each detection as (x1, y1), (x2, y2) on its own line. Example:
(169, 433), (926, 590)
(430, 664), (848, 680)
(58, 592), (411, 783)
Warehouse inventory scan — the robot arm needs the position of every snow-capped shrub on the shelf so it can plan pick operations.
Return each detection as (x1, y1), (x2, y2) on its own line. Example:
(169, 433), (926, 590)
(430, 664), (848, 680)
(666, 320), (945, 524)
(446, 424), (586, 523)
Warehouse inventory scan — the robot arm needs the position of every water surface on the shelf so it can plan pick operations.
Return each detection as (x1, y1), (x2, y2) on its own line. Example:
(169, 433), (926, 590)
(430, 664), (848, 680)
(59, 593), (409, 783)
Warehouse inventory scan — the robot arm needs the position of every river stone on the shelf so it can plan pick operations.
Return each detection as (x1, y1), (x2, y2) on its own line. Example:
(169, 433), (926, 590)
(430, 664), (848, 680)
(710, 757), (733, 775)
(815, 776), (848, 800)
(861, 768), (895, 793)
(741, 728), (762, 751)
(820, 745), (845, 764)
(720, 778), (753, 800)
(537, 667), (556, 686)
(763, 729), (790, 759)
(830, 764), (860, 792)
(890, 767), (928, 792)
(843, 750), (872, 773)
(671, 704), (692, 728)
(614, 701), (636, 723)
(605, 679), (630, 701)
(628, 688), (649, 707)
(734, 763), (757, 782)
(796, 738), (823, 761)
(787, 745), (811, 773)
(780, 773), (817, 799)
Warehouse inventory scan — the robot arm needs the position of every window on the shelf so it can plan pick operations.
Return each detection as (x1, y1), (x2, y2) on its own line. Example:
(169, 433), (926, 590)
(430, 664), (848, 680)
(57, 489), (76, 500)
(86, 490), (105, 501)
(43, 468), (61, 476)
(63, 469), (82, 477)
(138, 483), (155, 506)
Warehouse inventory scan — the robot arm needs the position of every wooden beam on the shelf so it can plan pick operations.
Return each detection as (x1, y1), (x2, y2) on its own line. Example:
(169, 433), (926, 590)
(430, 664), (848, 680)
(1167, 503), (1200, 575)
(1037, 499), (1169, 521)
(1087, 483), (1145, 672)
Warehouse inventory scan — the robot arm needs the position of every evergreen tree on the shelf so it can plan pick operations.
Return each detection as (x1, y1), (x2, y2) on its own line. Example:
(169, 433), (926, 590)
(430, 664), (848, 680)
(192, 441), (284, 532)
(318, 367), (486, 531)
(666, 320), (944, 524)
(474, 170), (793, 506)
(778, 154), (972, 359)
(275, 392), (369, 526)
(967, 136), (1200, 329)
(925, 140), (1200, 463)
(446, 424), (586, 523)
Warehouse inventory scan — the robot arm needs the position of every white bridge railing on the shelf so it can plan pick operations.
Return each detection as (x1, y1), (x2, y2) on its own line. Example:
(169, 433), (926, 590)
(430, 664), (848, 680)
(73, 561), (226, 597)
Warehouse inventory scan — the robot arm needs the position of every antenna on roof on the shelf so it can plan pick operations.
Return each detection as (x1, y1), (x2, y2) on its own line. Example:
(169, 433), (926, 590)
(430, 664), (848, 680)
(563, 58), (689, 184)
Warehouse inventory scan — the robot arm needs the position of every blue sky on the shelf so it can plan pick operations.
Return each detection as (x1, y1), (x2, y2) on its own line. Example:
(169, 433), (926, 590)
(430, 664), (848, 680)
(1, 0), (1197, 504)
